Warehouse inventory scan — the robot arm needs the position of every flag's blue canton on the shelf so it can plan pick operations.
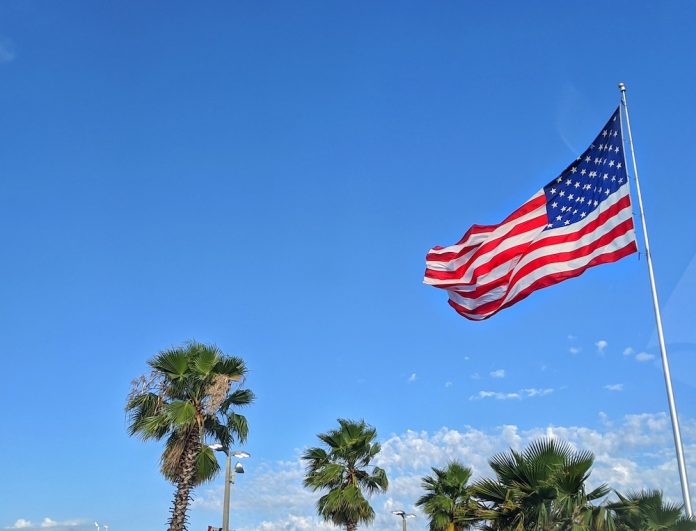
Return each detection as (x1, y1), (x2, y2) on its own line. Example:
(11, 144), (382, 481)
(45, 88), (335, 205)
(542, 108), (628, 230)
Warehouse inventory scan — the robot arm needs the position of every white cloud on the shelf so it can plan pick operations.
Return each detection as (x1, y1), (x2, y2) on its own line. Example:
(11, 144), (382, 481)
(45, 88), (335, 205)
(190, 413), (696, 531)
(444, 381), (452, 388)
(596, 340), (608, 354)
(471, 390), (520, 400)
(193, 458), (313, 514)
(5, 519), (88, 531)
(598, 412), (613, 427)
(568, 334), (577, 340)
(523, 388), (554, 397)
(623, 347), (634, 356)
(464, 356), (470, 361)
(489, 369), (505, 379)
(470, 372), (480, 380)
(605, 384), (624, 392)
(408, 373), (417, 383)
(569, 347), (581, 354)
(469, 388), (553, 401)
(253, 514), (336, 530)
(0, 38), (15, 63)
(635, 352), (655, 362)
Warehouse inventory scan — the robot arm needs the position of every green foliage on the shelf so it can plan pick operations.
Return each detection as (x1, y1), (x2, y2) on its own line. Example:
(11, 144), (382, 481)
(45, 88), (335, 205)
(437, 438), (695, 531)
(126, 341), (254, 531)
(303, 419), (388, 530)
(609, 490), (696, 530)
(473, 438), (613, 531)
(416, 460), (479, 530)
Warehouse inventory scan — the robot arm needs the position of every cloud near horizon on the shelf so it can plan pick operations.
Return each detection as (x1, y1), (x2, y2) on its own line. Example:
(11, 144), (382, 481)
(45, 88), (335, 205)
(191, 412), (696, 531)
(4, 518), (89, 530)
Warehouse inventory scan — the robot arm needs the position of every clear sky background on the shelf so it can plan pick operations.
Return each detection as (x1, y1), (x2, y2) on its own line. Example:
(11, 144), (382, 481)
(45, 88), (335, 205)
(2, 2), (696, 530)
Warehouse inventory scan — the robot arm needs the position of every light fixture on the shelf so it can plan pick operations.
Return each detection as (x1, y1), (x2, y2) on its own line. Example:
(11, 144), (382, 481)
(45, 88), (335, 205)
(207, 444), (251, 531)
(391, 510), (416, 530)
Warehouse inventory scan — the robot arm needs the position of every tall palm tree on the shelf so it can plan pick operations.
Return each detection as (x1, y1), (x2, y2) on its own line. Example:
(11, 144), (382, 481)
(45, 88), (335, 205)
(474, 438), (612, 530)
(303, 418), (388, 531)
(416, 460), (480, 530)
(126, 341), (254, 531)
(609, 489), (696, 530)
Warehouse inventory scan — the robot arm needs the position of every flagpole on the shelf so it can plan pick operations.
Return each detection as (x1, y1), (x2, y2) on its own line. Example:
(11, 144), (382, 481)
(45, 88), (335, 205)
(619, 82), (693, 518)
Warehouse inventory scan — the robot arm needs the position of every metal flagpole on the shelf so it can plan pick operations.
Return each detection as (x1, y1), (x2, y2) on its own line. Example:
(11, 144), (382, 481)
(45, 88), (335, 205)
(619, 82), (693, 518)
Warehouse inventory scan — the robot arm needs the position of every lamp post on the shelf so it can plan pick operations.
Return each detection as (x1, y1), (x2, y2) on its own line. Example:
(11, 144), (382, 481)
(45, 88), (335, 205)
(209, 444), (250, 531)
(391, 510), (415, 531)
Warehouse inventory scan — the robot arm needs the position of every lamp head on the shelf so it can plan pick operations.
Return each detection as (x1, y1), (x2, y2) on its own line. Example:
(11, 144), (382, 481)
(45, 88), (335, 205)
(232, 451), (251, 459)
(234, 462), (245, 474)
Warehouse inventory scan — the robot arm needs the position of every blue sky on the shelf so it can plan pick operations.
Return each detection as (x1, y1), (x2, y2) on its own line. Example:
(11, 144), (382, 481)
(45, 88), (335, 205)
(2, 1), (696, 530)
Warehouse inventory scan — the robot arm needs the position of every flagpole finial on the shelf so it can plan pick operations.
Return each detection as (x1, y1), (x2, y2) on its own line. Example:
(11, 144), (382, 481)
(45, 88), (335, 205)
(618, 82), (626, 92)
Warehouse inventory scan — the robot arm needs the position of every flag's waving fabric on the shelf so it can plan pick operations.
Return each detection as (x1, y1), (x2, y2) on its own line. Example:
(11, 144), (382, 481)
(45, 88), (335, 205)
(424, 108), (637, 320)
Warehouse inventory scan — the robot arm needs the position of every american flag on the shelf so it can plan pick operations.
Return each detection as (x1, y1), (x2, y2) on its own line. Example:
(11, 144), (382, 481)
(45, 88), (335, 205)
(424, 108), (638, 320)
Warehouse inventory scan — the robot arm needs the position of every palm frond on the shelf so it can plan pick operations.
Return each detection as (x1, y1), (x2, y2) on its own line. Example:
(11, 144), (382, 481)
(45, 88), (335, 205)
(150, 348), (190, 380)
(303, 419), (386, 529)
(215, 356), (247, 379)
(226, 412), (249, 444)
(164, 400), (197, 427)
(126, 341), (254, 530)
(221, 389), (255, 412)
(191, 343), (220, 377)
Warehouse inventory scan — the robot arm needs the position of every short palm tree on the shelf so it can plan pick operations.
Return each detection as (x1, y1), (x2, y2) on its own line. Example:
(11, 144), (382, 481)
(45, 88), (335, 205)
(416, 460), (479, 530)
(126, 341), (254, 531)
(474, 438), (612, 530)
(609, 489), (696, 530)
(303, 418), (388, 531)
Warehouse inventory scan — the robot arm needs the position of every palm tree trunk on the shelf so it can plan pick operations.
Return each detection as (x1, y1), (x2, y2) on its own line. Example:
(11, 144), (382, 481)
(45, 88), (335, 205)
(345, 522), (357, 531)
(168, 429), (201, 531)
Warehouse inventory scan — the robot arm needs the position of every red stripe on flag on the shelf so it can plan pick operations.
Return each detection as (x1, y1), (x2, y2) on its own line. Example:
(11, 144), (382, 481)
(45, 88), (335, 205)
(449, 239), (638, 320)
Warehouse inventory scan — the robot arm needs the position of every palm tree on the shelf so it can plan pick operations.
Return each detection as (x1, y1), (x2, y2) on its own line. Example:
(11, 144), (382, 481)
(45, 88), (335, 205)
(416, 460), (479, 530)
(609, 489), (696, 530)
(474, 438), (612, 530)
(303, 418), (388, 531)
(126, 341), (254, 531)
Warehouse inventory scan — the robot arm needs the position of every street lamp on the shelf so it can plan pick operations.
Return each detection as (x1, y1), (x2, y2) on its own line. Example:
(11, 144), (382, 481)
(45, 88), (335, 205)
(209, 444), (251, 531)
(391, 510), (416, 531)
